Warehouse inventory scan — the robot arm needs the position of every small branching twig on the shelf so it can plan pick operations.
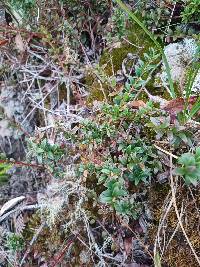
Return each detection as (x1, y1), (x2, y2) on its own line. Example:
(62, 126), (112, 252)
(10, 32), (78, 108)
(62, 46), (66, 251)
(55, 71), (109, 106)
(50, 235), (76, 267)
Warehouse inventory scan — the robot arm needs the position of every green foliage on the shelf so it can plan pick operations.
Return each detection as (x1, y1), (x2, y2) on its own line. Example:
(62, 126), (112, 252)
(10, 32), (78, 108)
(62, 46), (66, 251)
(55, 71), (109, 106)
(92, 64), (117, 88)
(147, 116), (193, 147)
(154, 252), (162, 267)
(117, 139), (159, 185)
(99, 179), (127, 206)
(80, 120), (117, 145)
(108, 8), (127, 41)
(59, 0), (110, 48)
(1, 0), (200, 264)
(102, 102), (133, 121)
(99, 179), (140, 218)
(183, 62), (200, 123)
(0, 154), (12, 185)
(135, 0), (172, 36)
(6, 233), (24, 252)
(109, 47), (160, 106)
(112, 8), (126, 39)
(75, 72), (162, 218)
(181, 0), (200, 23)
(176, 147), (200, 186)
(133, 0), (198, 40)
(7, 0), (36, 19)
(67, 47), (167, 218)
(115, 47), (160, 96)
(0, 163), (10, 184)
(187, 97), (200, 121)
(114, 198), (140, 219)
(27, 138), (64, 175)
(60, 0), (109, 14)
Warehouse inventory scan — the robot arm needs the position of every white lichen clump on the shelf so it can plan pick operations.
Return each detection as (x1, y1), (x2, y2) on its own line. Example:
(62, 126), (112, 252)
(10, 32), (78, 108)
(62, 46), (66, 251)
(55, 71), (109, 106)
(191, 70), (200, 93)
(159, 38), (199, 93)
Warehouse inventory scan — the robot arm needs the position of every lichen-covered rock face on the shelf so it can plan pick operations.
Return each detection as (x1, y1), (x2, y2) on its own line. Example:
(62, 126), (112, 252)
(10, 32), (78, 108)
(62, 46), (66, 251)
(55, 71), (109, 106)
(0, 84), (34, 159)
(158, 38), (199, 93)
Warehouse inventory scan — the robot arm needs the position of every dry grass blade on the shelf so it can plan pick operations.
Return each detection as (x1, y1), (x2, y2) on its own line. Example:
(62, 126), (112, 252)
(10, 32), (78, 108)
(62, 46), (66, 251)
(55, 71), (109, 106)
(154, 145), (178, 159)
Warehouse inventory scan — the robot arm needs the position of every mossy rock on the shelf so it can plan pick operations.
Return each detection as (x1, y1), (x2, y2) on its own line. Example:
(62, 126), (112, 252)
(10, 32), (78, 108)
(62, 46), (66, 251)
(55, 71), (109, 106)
(100, 22), (155, 73)
(86, 22), (157, 105)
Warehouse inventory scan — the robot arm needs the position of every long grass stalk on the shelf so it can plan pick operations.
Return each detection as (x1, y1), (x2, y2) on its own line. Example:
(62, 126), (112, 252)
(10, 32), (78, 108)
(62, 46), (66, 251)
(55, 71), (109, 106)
(183, 63), (200, 122)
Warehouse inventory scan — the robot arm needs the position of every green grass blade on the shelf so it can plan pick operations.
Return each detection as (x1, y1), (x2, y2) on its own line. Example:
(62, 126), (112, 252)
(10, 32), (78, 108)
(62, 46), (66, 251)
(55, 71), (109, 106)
(115, 0), (176, 98)
(154, 252), (162, 267)
(185, 64), (200, 99)
(188, 96), (200, 120)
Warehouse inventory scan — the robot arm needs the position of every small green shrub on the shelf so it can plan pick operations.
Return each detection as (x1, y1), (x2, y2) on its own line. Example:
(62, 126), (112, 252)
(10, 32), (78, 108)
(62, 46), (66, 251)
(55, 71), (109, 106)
(99, 179), (127, 206)
(27, 138), (64, 175)
(176, 147), (200, 186)
(147, 116), (193, 147)
(117, 139), (159, 185)
(66, 47), (165, 219)
(132, 0), (199, 40)
(99, 179), (141, 218)
(80, 120), (117, 145)
(125, 48), (160, 90)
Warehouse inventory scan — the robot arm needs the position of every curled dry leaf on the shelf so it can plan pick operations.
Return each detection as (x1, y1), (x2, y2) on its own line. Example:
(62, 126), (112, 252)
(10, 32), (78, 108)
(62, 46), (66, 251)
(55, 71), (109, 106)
(124, 237), (133, 256)
(0, 39), (8, 46)
(127, 100), (146, 109)
(0, 196), (25, 216)
(163, 96), (198, 114)
(83, 170), (89, 178)
(15, 33), (25, 52)
(162, 96), (199, 122)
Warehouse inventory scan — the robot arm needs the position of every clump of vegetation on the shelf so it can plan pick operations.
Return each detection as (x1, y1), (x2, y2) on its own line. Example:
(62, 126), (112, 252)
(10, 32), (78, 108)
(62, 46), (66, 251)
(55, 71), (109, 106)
(0, 0), (200, 266)
(5, 0), (37, 22)
(134, 0), (199, 40)
(27, 138), (65, 175)
(176, 147), (200, 185)
(181, 0), (200, 23)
